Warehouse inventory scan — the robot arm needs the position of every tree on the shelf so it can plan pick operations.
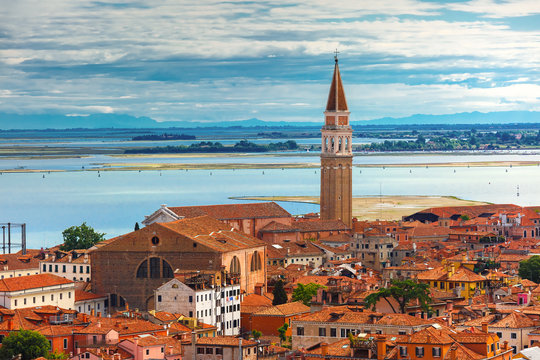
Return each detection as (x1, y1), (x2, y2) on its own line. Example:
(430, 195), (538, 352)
(272, 280), (288, 305)
(0, 330), (50, 360)
(364, 279), (431, 314)
(134, 222), (140, 231)
(251, 330), (262, 340)
(277, 323), (288, 344)
(60, 222), (105, 251)
(292, 282), (324, 306)
(519, 255), (540, 283)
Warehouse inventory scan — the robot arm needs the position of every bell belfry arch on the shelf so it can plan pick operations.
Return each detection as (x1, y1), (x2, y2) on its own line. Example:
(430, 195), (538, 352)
(320, 55), (353, 228)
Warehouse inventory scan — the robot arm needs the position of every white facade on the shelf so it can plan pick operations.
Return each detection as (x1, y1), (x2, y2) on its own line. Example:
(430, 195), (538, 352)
(0, 268), (40, 280)
(0, 283), (75, 310)
(40, 256), (91, 282)
(75, 296), (108, 317)
(155, 278), (241, 336)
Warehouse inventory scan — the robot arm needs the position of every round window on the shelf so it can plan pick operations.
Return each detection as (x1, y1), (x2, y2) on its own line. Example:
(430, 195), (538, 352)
(151, 236), (159, 245)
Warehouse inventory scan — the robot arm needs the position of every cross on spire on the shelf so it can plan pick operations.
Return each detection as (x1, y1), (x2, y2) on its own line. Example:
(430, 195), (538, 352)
(334, 48), (340, 62)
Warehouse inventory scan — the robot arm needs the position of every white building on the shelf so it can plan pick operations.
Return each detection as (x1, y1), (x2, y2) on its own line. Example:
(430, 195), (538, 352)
(0, 273), (75, 310)
(155, 277), (241, 336)
(74, 289), (108, 317)
(0, 250), (42, 280)
(40, 250), (91, 282)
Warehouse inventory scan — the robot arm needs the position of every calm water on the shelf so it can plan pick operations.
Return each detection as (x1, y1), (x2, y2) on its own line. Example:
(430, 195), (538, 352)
(0, 162), (538, 249)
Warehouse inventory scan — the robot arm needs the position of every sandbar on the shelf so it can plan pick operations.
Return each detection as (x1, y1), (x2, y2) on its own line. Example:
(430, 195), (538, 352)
(231, 195), (489, 220)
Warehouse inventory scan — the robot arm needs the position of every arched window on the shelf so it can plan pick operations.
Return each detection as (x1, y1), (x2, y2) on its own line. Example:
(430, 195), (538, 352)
(250, 251), (262, 271)
(230, 256), (241, 275)
(136, 257), (174, 279)
(163, 260), (174, 278)
(136, 260), (148, 278)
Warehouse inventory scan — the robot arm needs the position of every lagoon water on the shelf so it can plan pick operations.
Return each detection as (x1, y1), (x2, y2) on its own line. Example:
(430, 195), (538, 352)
(1, 159), (539, 249)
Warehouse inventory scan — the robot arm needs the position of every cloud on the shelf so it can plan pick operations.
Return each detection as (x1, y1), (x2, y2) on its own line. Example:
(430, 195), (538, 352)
(0, 0), (538, 122)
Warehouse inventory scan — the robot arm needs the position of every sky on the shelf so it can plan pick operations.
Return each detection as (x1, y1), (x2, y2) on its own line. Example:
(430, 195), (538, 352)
(1, 0), (539, 124)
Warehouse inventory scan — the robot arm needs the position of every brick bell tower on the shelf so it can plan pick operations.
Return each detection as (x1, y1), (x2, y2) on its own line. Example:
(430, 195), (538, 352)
(320, 55), (353, 228)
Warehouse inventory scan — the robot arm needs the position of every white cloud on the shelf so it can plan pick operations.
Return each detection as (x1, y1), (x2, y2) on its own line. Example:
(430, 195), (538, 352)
(448, 0), (540, 18)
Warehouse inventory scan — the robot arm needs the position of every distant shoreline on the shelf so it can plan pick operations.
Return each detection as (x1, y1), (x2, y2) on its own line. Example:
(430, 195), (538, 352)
(1, 158), (538, 173)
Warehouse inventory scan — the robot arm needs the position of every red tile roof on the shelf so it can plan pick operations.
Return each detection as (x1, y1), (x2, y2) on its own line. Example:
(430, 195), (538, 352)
(0, 273), (73, 292)
(168, 202), (291, 220)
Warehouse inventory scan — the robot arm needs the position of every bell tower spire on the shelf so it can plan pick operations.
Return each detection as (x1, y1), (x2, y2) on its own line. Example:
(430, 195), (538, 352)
(320, 55), (353, 228)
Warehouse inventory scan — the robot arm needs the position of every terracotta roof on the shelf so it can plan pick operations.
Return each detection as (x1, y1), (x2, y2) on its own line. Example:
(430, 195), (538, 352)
(96, 216), (264, 254)
(376, 313), (432, 326)
(168, 202), (291, 220)
(0, 273), (73, 292)
(294, 219), (350, 232)
(405, 326), (456, 344)
(0, 249), (43, 270)
(493, 311), (536, 328)
(295, 306), (381, 324)
(196, 336), (257, 347)
(326, 58), (348, 112)
(74, 316), (165, 335)
(74, 290), (107, 302)
(252, 301), (310, 317)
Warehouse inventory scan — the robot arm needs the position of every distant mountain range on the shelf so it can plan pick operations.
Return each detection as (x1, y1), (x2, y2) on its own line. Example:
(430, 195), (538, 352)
(0, 111), (539, 130)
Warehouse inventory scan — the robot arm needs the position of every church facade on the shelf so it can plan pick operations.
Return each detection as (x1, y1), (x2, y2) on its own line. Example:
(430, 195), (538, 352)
(320, 57), (353, 228)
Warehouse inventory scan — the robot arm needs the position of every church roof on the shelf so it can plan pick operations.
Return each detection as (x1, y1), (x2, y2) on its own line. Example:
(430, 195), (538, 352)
(168, 202), (291, 220)
(326, 58), (348, 112)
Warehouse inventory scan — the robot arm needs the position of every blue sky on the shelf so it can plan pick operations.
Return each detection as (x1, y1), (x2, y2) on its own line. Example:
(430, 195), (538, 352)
(1, 0), (539, 124)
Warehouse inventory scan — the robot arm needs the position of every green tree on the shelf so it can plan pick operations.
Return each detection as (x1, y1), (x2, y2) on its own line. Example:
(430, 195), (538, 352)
(48, 350), (69, 359)
(0, 330), (50, 360)
(277, 323), (288, 344)
(251, 330), (262, 340)
(519, 255), (540, 283)
(272, 280), (288, 305)
(364, 279), (431, 314)
(60, 223), (105, 251)
(292, 283), (324, 306)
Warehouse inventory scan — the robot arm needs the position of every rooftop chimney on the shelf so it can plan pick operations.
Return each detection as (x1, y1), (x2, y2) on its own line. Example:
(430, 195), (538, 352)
(321, 343), (328, 357)
(376, 336), (387, 360)
(481, 322), (489, 333)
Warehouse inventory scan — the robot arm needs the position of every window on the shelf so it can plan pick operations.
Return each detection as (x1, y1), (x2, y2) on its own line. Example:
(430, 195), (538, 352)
(43, 264), (46, 272)
(68, 292), (71, 298)
(60, 293), (63, 300)
(330, 328), (337, 337)
(73, 265), (76, 273)
(86, 266), (90, 274)
(416, 347), (424, 358)
(33, 297), (36, 304)
(55, 265), (58, 272)
(216, 348), (223, 355)
(158, 295), (162, 302)
(433, 347), (441, 357)
(399, 331), (407, 335)
(42, 296), (45, 302)
(189, 296), (193, 303)
(206, 348), (213, 354)
(400, 346), (408, 357)
(511, 333), (517, 339)
(23, 298), (26, 305)
(63, 338), (68, 349)
(146, 349), (149, 355)
(512, 346), (517, 354)
(297, 327), (304, 336)
(150, 257), (160, 278)
(49, 264), (52, 272)
(250, 251), (262, 271)
(62, 265), (66, 273)
(319, 328), (326, 336)
(51, 294), (54, 301)
(230, 256), (241, 275)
